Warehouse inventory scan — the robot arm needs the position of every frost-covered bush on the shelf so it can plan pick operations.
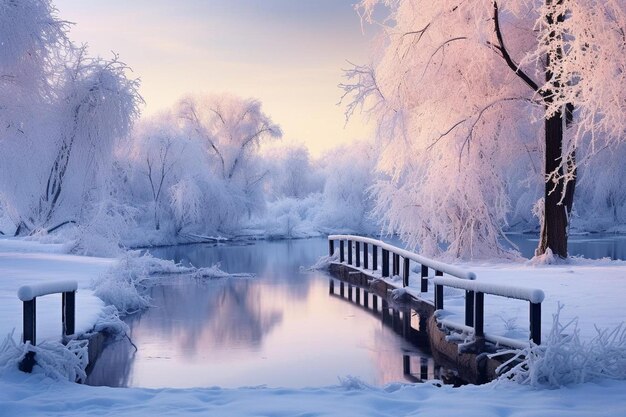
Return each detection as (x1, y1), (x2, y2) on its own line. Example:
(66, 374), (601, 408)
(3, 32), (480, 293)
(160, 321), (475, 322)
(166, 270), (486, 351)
(92, 252), (158, 315)
(0, 331), (89, 382)
(69, 198), (139, 257)
(93, 251), (246, 315)
(495, 305), (626, 387)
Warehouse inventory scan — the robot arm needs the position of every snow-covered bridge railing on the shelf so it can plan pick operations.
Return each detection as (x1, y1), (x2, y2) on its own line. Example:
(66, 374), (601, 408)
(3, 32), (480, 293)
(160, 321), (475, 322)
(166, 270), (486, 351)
(328, 235), (544, 348)
(328, 235), (476, 293)
(17, 280), (78, 348)
(433, 276), (544, 347)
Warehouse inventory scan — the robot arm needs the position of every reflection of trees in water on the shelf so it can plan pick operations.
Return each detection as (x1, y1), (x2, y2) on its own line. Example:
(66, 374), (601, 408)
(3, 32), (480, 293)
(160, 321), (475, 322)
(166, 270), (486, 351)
(134, 279), (283, 356)
(149, 238), (328, 300)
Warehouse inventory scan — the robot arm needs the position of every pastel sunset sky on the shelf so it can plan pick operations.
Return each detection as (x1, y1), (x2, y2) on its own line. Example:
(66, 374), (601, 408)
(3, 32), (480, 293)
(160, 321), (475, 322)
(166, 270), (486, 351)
(54, 0), (376, 155)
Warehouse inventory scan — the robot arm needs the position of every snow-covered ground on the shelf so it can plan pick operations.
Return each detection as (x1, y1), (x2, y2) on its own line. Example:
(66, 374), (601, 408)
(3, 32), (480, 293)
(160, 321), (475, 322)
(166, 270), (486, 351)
(0, 371), (625, 417)
(403, 257), (626, 344)
(0, 238), (625, 416)
(0, 239), (115, 344)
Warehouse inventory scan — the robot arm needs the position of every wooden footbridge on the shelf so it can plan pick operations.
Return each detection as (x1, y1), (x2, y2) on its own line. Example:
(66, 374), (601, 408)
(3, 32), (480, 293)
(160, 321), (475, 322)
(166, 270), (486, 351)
(327, 235), (545, 352)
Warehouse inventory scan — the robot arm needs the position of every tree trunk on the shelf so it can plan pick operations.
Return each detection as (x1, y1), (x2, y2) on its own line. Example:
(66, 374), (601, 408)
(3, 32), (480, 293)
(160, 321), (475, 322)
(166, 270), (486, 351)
(536, 0), (574, 259)
(537, 111), (569, 258)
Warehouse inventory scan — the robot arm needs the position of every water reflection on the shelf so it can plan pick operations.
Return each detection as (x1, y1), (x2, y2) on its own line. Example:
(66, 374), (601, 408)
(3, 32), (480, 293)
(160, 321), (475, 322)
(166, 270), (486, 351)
(328, 278), (462, 385)
(88, 238), (456, 389)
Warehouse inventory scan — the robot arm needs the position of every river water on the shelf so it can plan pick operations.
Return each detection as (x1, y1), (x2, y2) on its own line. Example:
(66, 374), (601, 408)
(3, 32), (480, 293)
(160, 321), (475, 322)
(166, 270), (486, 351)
(86, 234), (625, 388)
(86, 238), (452, 389)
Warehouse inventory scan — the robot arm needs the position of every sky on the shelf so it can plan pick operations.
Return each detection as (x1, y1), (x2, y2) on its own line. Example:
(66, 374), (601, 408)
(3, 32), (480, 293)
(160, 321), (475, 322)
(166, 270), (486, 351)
(53, 0), (376, 156)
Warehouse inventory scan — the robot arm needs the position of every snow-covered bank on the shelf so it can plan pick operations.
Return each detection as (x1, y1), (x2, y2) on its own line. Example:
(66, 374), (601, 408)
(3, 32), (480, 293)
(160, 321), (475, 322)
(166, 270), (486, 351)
(460, 258), (626, 343)
(0, 371), (625, 417)
(368, 256), (626, 345)
(0, 239), (115, 344)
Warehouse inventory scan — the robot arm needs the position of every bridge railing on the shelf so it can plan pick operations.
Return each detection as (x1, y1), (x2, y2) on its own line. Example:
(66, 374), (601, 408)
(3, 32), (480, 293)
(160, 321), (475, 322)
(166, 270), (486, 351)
(17, 280), (78, 347)
(433, 276), (544, 346)
(328, 235), (544, 347)
(328, 234), (476, 292)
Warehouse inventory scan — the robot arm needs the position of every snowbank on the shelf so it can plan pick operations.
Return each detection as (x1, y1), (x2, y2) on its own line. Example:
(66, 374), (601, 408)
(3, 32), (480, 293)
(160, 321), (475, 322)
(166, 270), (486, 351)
(0, 370), (624, 417)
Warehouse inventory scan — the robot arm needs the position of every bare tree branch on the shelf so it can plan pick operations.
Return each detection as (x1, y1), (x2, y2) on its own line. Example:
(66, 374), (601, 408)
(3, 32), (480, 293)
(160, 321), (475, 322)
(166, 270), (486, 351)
(493, 2), (540, 92)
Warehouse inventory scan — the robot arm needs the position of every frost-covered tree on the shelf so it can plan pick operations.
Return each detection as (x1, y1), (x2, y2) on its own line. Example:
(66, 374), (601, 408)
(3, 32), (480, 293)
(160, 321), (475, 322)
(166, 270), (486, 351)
(128, 115), (185, 231)
(38, 49), (140, 229)
(0, 0), (66, 234)
(178, 94), (282, 182)
(176, 94), (282, 231)
(343, 0), (626, 258)
(264, 144), (323, 199)
(315, 141), (379, 233)
(0, 0), (141, 235)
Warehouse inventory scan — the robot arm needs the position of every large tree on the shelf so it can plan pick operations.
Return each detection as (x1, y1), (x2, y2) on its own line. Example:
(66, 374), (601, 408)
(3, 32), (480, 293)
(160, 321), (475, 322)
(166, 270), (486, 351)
(343, 0), (625, 258)
(0, 0), (141, 235)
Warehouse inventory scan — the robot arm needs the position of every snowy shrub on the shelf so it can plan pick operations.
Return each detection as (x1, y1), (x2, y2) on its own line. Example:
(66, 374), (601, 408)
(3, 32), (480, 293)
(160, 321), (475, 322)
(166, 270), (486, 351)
(92, 253), (156, 315)
(0, 332), (88, 382)
(495, 305), (626, 387)
(193, 263), (254, 279)
(93, 251), (250, 315)
(70, 199), (139, 257)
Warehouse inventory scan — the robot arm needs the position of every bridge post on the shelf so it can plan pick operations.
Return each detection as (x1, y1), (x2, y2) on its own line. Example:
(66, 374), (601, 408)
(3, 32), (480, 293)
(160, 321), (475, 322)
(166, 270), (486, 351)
(530, 302), (541, 345)
(340, 240), (345, 263)
(435, 285), (444, 310)
(434, 270), (444, 309)
(328, 239), (334, 257)
(474, 292), (484, 338)
(465, 290), (475, 327)
(392, 253), (399, 276)
(355, 241), (361, 267)
(22, 299), (36, 345)
(347, 240), (353, 265)
(62, 290), (75, 336)
(421, 265), (428, 292)
(382, 249), (389, 277)
(363, 243), (368, 269)
(372, 245), (378, 270)
(403, 258), (410, 287)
